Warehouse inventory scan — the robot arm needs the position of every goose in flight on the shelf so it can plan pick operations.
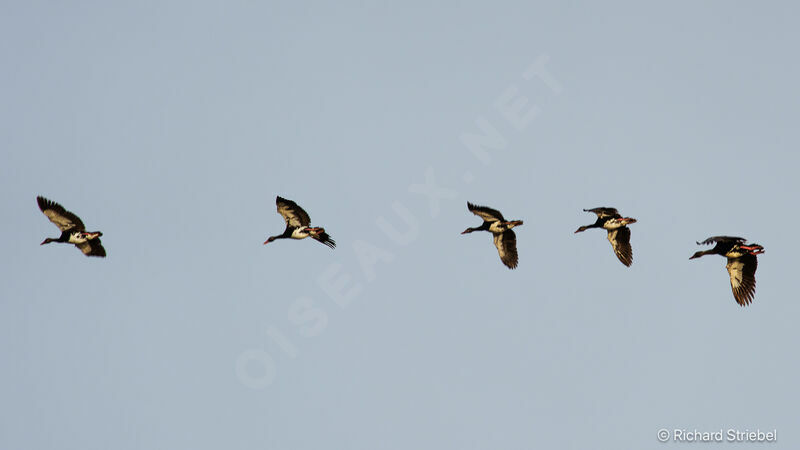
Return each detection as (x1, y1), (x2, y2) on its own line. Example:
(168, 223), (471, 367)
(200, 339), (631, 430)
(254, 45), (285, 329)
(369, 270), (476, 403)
(264, 196), (335, 249)
(574, 207), (637, 267)
(690, 236), (764, 306)
(37, 196), (106, 257)
(461, 202), (523, 269)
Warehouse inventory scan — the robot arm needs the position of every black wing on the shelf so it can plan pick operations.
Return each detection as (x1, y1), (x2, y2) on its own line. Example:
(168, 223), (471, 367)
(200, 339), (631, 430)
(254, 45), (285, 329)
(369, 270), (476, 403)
(467, 202), (505, 223)
(584, 207), (621, 219)
(276, 196), (311, 228)
(726, 253), (757, 306)
(697, 236), (747, 246)
(607, 227), (633, 267)
(492, 230), (518, 269)
(37, 196), (86, 231)
(76, 239), (106, 258)
(312, 232), (336, 249)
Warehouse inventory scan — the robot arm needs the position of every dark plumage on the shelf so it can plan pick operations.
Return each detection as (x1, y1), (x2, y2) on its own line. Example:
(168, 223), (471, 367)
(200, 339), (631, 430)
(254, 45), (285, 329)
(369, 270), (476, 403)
(461, 202), (523, 269)
(574, 207), (637, 267)
(690, 236), (764, 306)
(263, 196), (335, 249)
(37, 196), (106, 257)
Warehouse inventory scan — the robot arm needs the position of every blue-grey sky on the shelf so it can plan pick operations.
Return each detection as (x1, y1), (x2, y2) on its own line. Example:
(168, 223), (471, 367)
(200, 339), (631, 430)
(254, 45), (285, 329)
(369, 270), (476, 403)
(2, 2), (799, 449)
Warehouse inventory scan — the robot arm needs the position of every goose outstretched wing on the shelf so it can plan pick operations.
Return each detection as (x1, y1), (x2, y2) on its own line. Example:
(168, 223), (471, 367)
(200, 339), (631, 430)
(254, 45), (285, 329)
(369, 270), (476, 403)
(607, 227), (633, 267)
(467, 202), (505, 223)
(312, 232), (336, 249)
(493, 230), (518, 269)
(77, 239), (107, 258)
(697, 236), (746, 246)
(276, 196), (312, 228)
(37, 196), (86, 232)
(726, 253), (757, 306)
(584, 207), (620, 219)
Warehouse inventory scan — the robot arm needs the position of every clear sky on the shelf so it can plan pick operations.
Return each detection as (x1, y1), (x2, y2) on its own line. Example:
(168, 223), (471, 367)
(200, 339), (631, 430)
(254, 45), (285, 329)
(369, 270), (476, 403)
(2, 2), (799, 449)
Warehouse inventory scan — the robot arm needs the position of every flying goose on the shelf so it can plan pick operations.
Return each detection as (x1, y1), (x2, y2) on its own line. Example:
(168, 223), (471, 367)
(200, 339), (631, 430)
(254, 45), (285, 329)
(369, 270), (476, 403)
(690, 236), (764, 306)
(461, 202), (523, 269)
(37, 196), (106, 257)
(575, 207), (637, 267)
(264, 196), (335, 249)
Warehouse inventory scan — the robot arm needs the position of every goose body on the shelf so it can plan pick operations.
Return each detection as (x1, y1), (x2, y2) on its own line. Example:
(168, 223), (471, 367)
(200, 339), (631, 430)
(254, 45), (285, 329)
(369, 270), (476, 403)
(690, 236), (764, 306)
(37, 196), (106, 257)
(264, 196), (335, 249)
(461, 202), (523, 269)
(575, 207), (637, 267)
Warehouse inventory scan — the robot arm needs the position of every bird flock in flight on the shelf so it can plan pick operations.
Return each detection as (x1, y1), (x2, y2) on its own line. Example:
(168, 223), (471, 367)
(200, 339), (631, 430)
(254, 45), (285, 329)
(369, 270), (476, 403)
(37, 195), (765, 307)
